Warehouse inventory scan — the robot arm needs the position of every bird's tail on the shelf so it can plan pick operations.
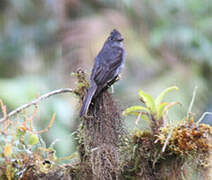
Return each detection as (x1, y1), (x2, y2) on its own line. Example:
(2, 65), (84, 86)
(80, 84), (97, 117)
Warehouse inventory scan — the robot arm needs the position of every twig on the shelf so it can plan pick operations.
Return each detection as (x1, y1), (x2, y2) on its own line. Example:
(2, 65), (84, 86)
(35, 113), (56, 134)
(135, 112), (142, 125)
(0, 100), (8, 134)
(196, 112), (212, 125)
(0, 88), (73, 123)
(162, 128), (173, 153)
(187, 86), (198, 119)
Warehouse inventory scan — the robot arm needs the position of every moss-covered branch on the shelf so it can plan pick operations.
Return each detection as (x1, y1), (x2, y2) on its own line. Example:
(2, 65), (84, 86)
(0, 70), (211, 180)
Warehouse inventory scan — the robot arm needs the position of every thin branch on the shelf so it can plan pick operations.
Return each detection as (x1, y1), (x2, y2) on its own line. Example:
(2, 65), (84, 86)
(196, 112), (212, 125)
(135, 112), (142, 125)
(162, 128), (173, 153)
(0, 88), (73, 123)
(187, 86), (198, 119)
(35, 113), (56, 134)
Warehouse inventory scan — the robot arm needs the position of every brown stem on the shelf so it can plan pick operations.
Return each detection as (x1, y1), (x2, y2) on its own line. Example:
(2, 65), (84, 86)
(0, 88), (73, 123)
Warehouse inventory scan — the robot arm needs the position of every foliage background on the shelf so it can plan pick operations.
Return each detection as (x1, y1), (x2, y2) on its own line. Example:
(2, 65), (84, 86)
(0, 0), (212, 157)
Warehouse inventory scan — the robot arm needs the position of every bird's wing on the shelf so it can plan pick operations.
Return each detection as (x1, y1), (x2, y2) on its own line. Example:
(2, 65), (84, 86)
(93, 48), (123, 85)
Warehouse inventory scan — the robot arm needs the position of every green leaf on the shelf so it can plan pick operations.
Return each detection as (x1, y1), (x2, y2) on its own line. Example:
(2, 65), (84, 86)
(29, 134), (39, 145)
(156, 102), (168, 120)
(138, 90), (156, 113)
(16, 126), (27, 138)
(24, 132), (39, 145)
(155, 86), (178, 106)
(140, 113), (150, 122)
(122, 105), (150, 116)
(135, 112), (151, 124)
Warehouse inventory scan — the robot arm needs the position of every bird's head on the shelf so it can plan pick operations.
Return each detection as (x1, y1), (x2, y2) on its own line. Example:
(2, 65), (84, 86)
(109, 29), (124, 42)
(107, 29), (124, 48)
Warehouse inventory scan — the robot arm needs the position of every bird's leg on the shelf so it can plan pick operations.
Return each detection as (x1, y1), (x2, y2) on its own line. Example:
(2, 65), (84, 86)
(106, 74), (121, 89)
(116, 74), (121, 81)
(83, 114), (94, 119)
(105, 74), (121, 94)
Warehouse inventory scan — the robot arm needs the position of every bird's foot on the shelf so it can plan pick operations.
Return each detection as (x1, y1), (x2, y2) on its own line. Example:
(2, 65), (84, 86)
(116, 74), (121, 81)
(83, 114), (94, 119)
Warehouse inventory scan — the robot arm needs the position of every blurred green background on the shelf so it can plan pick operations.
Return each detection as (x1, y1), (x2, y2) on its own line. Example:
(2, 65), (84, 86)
(0, 0), (212, 157)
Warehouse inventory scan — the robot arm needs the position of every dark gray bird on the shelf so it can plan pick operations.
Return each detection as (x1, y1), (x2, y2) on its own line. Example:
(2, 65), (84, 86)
(80, 29), (125, 117)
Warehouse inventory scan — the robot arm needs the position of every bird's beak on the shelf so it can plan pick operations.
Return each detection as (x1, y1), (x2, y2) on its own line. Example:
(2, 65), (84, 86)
(118, 38), (124, 42)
